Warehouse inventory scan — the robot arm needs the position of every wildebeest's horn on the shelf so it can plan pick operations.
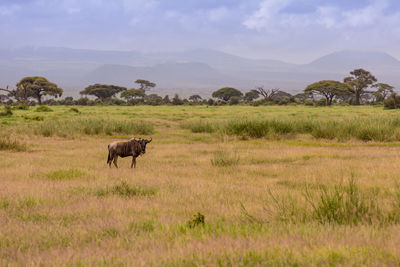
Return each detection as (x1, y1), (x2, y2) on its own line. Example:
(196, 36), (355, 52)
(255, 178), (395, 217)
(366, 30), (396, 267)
(146, 137), (152, 143)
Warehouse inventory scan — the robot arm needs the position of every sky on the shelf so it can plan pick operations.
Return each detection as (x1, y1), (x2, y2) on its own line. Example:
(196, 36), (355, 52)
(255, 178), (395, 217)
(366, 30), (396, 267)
(0, 0), (399, 63)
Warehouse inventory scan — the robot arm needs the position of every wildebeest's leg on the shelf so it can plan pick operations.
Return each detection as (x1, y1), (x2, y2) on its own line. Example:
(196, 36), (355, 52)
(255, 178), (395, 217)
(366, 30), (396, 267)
(113, 155), (119, 168)
(131, 156), (136, 168)
(108, 153), (113, 168)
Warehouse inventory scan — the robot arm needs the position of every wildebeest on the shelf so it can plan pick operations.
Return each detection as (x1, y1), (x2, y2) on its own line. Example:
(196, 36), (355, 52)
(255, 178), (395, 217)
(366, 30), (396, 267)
(107, 137), (152, 168)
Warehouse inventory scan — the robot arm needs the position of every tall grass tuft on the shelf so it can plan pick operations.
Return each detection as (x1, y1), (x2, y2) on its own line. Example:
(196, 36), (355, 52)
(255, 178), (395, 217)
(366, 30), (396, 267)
(218, 117), (400, 142)
(211, 149), (240, 167)
(33, 119), (154, 137)
(305, 178), (381, 225)
(181, 120), (216, 133)
(0, 137), (27, 152)
(260, 178), (389, 226)
(95, 181), (157, 198)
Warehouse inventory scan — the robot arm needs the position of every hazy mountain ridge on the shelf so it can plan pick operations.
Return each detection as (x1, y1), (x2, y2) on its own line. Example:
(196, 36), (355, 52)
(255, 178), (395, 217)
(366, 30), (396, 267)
(0, 47), (399, 96)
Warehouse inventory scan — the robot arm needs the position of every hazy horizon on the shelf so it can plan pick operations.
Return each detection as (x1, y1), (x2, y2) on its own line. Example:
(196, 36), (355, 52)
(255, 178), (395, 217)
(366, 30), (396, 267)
(1, 0), (400, 64)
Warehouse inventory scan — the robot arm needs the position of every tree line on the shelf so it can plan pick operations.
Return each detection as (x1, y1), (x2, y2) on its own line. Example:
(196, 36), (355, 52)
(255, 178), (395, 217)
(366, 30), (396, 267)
(0, 68), (398, 108)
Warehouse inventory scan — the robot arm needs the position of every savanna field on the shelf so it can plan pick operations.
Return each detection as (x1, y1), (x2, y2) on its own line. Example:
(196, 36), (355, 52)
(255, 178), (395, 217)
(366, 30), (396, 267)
(3, 105), (400, 266)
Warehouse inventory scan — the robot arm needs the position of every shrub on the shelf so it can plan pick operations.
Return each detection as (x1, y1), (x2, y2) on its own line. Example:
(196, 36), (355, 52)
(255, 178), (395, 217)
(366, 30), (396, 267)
(14, 104), (29, 110)
(384, 93), (400, 109)
(0, 137), (27, 152)
(187, 212), (205, 228)
(69, 107), (80, 113)
(304, 100), (314, 106)
(306, 178), (381, 225)
(35, 106), (53, 112)
(0, 105), (12, 116)
(229, 96), (240, 105)
(315, 99), (327, 106)
(23, 115), (44, 121)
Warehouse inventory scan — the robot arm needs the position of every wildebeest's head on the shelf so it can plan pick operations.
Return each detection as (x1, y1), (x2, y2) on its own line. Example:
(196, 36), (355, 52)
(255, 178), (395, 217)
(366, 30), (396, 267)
(138, 137), (152, 154)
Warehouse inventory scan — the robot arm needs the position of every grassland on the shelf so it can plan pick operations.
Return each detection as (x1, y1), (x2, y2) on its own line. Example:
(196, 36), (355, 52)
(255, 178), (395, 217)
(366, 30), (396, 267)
(2, 105), (400, 265)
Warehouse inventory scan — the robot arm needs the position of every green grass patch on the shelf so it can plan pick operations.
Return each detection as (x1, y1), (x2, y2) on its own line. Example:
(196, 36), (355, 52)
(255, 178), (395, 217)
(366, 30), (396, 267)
(95, 181), (157, 198)
(181, 120), (216, 133)
(45, 168), (86, 181)
(32, 119), (154, 137)
(35, 106), (53, 112)
(247, 178), (400, 226)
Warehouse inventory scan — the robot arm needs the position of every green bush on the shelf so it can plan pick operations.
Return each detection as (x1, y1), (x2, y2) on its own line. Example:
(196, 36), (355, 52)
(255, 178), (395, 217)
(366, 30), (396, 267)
(23, 115), (44, 121)
(0, 105), (12, 116)
(187, 212), (205, 228)
(69, 107), (80, 113)
(384, 93), (400, 109)
(14, 104), (29, 110)
(35, 106), (53, 112)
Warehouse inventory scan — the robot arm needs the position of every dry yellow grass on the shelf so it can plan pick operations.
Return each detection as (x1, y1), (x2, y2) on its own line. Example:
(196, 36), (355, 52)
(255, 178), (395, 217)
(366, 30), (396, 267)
(1, 106), (400, 265)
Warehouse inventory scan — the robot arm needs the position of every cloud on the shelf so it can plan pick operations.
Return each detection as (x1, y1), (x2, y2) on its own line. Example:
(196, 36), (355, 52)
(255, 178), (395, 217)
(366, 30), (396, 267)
(0, 4), (20, 16)
(208, 6), (229, 22)
(122, 0), (158, 11)
(66, 7), (80, 14)
(342, 0), (389, 27)
(243, 0), (291, 30)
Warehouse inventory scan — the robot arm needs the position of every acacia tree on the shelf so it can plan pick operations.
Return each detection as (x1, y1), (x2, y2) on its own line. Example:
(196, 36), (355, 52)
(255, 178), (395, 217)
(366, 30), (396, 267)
(120, 89), (146, 101)
(16, 77), (63, 105)
(80, 84), (126, 100)
(189, 94), (202, 102)
(212, 87), (243, 101)
(344, 69), (377, 105)
(372, 83), (394, 102)
(244, 89), (260, 102)
(256, 86), (279, 102)
(0, 86), (26, 104)
(305, 80), (352, 106)
(135, 79), (156, 92)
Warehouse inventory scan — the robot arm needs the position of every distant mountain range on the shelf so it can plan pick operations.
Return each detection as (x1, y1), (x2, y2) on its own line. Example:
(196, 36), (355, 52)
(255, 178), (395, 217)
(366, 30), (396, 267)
(0, 47), (399, 97)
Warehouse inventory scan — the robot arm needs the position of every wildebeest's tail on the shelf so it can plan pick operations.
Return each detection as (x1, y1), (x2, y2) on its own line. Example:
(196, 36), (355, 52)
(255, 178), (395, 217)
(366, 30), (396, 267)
(107, 145), (111, 164)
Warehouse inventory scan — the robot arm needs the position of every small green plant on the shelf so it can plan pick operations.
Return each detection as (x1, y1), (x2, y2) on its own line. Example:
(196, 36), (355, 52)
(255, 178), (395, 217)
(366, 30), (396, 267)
(0, 197), (10, 209)
(14, 104), (29, 110)
(95, 181), (156, 198)
(35, 106), (53, 112)
(187, 212), (205, 228)
(23, 115), (44, 121)
(69, 107), (80, 113)
(0, 105), (12, 116)
(211, 149), (240, 167)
